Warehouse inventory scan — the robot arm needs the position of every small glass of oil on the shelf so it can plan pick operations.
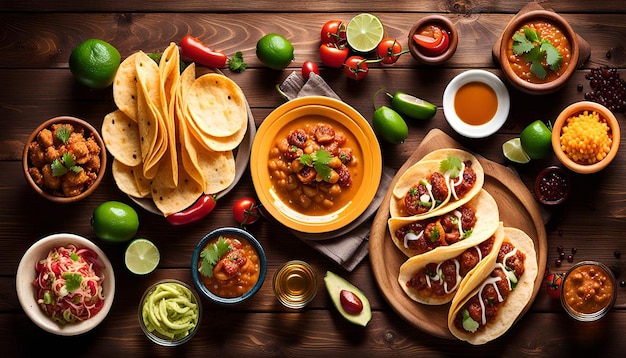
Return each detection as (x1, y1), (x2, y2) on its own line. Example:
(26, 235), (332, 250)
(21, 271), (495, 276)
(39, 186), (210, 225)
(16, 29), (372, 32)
(272, 260), (317, 309)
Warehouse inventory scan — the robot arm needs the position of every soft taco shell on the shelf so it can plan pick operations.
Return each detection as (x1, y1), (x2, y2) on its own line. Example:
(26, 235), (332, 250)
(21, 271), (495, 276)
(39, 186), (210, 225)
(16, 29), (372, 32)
(390, 150), (484, 218)
(398, 223), (504, 305)
(447, 227), (538, 345)
(388, 189), (499, 257)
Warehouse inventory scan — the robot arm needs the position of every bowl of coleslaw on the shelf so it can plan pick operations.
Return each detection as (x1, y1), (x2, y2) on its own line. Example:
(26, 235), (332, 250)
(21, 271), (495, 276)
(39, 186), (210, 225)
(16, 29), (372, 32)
(16, 233), (115, 336)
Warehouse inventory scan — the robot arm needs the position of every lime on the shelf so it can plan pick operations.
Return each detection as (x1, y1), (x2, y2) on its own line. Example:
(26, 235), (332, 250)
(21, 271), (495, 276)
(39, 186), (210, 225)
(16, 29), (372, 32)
(502, 138), (531, 164)
(69, 39), (121, 89)
(389, 92), (437, 120)
(373, 106), (408, 144)
(256, 33), (294, 70)
(125, 238), (160, 275)
(91, 201), (139, 243)
(346, 13), (385, 53)
(520, 120), (552, 160)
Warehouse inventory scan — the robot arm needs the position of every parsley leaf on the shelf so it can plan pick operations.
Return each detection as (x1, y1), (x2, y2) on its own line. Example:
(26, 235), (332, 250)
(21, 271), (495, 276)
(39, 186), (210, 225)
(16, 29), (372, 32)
(56, 125), (71, 144)
(511, 27), (563, 79)
(62, 272), (82, 293)
(299, 149), (333, 181)
(439, 156), (463, 179)
(199, 236), (232, 278)
(229, 51), (247, 73)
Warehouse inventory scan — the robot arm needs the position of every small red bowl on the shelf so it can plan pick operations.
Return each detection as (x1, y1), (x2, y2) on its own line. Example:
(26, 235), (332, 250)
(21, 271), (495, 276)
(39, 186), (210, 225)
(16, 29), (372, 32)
(534, 166), (570, 205)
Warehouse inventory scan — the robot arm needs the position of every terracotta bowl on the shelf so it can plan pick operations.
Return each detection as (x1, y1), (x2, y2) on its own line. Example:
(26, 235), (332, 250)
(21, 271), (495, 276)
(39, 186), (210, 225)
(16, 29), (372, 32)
(551, 101), (620, 174)
(498, 10), (579, 95)
(408, 15), (458, 65)
(23, 116), (107, 203)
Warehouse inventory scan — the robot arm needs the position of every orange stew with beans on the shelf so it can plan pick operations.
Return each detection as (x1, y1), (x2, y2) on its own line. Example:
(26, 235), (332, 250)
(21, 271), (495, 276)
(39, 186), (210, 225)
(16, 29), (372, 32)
(506, 20), (571, 84)
(27, 123), (102, 197)
(268, 119), (362, 215)
(199, 236), (261, 298)
(562, 264), (614, 314)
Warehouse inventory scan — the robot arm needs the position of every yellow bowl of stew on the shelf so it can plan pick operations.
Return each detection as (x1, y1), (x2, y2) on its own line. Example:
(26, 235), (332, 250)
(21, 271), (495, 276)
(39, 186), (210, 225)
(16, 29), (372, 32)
(250, 96), (382, 234)
(191, 227), (266, 305)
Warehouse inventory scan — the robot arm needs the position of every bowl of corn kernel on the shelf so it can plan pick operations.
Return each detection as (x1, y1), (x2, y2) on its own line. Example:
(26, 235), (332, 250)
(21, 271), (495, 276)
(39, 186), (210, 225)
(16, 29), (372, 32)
(552, 101), (620, 174)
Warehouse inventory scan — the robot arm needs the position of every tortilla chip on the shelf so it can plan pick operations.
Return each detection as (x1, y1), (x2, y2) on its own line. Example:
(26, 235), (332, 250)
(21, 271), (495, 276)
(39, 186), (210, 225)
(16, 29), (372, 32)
(158, 42), (180, 188)
(112, 159), (143, 198)
(192, 136), (236, 194)
(113, 52), (139, 121)
(151, 163), (204, 216)
(186, 73), (247, 137)
(102, 110), (141, 167)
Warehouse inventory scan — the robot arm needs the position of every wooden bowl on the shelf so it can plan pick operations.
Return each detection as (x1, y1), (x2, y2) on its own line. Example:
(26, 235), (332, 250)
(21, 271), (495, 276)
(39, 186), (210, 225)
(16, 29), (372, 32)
(498, 10), (579, 95)
(408, 15), (458, 65)
(551, 101), (620, 174)
(22, 115), (107, 203)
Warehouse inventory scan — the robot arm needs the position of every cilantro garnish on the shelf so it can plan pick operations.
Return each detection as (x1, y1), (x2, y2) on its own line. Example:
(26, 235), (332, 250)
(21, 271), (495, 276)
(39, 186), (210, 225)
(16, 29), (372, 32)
(299, 149), (333, 181)
(56, 125), (71, 144)
(229, 51), (247, 73)
(51, 152), (83, 177)
(199, 236), (232, 278)
(440, 156), (463, 179)
(512, 27), (563, 79)
(62, 272), (82, 293)
(462, 309), (479, 333)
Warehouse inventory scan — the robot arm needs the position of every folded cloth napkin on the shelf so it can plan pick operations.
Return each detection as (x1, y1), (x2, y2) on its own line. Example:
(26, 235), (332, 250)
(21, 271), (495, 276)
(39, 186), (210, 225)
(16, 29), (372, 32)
(278, 71), (394, 271)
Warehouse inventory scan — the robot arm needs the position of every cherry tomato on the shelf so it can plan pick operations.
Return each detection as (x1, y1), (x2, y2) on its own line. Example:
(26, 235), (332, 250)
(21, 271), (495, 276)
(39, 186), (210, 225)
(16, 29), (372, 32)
(233, 197), (260, 226)
(344, 56), (369, 80)
(302, 61), (320, 80)
(319, 43), (349, 68)
(321, 20), (347, 45)
(544, 272), (563, 300)
(166, 194), (217, 225)
(377, 38), (405, 64)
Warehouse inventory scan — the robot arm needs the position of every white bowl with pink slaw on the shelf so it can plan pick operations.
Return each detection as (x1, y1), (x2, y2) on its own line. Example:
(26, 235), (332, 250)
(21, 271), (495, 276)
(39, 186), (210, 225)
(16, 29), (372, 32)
(16, 233), (115, 335)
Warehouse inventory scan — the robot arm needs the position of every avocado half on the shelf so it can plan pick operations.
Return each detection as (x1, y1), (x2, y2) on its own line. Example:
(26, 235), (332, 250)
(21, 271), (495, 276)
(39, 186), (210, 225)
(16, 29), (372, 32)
(324, 271), (372, 327)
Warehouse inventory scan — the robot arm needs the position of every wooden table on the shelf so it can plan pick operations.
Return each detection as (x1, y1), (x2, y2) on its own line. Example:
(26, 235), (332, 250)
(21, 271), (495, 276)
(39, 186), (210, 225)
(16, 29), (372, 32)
(2, 1), (626, 356)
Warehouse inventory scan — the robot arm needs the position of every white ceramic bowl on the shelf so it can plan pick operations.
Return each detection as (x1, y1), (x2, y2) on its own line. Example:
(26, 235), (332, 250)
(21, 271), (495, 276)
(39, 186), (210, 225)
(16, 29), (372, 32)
(16, 233), (115, 335)
(443, 70), (510, 138)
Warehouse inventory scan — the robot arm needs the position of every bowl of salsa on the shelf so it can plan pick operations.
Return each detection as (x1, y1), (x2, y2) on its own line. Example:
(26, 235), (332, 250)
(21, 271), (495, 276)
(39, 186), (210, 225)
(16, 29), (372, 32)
(408, 15), (458, 65)
(191, 227), (266, 305)
(560, 261), (616, 322)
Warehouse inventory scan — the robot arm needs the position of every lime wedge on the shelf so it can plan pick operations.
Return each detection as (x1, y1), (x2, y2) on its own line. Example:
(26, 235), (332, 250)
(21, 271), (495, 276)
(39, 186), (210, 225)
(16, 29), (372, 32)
(125, 238), (160, 275)
(502, 138), (531, 164)
(346, 13), (385, 53)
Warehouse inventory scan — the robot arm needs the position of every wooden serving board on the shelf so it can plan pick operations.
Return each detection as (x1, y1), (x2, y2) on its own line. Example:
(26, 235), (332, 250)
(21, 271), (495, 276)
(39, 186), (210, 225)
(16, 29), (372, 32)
(369, 129), (547, 340)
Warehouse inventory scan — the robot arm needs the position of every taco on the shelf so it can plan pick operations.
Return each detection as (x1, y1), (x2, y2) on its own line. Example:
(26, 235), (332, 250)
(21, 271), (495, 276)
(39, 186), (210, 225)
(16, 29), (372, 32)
(388, 189), (499, 257)
(390, 149), (484, 218)
(398, 223), (504, 305)
(447, 227), (538, 345)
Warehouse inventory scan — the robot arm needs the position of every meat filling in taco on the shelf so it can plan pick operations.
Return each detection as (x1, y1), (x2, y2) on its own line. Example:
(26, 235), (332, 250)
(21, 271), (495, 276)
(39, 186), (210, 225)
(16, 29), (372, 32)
(452, 241), (526, 334)
(402, 159), (477, 216)
(406, 236), (496, 299)
(395, 204), (477, 253)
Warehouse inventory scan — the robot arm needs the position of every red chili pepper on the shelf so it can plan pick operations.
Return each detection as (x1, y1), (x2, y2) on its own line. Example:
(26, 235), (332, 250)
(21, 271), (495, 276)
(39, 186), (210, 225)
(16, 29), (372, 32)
(166, 194), (217, 225)
(180, 35), (228, 68)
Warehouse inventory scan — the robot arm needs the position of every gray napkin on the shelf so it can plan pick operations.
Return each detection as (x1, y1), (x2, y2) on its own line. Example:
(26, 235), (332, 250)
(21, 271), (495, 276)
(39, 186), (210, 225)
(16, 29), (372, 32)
(278, 71), (394, 271)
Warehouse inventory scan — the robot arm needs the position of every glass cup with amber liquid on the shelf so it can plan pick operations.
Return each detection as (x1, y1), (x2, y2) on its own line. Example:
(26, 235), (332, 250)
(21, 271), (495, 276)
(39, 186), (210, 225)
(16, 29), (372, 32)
(273, 260), (317, 309)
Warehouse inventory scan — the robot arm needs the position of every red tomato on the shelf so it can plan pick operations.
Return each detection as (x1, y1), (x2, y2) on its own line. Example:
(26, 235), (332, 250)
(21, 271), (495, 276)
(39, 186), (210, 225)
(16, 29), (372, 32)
(319, 43), (349, 68)
(344, 56), (369, 80)
(377, 38), (404, 64)
(544, 272), (563, 300)
(233, 197), (260, 226)
(321, 20), (346, 45)
(302, 61), (320, 80)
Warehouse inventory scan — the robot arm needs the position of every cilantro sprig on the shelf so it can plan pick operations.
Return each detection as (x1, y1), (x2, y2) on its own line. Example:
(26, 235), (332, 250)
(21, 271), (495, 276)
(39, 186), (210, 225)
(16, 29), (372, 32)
(512, 27), (563, 79)
(199, 236), (232, 278)
(50, 125), (83, 177)
(299, 149), (333, 181)
(439, 156), (463, 179)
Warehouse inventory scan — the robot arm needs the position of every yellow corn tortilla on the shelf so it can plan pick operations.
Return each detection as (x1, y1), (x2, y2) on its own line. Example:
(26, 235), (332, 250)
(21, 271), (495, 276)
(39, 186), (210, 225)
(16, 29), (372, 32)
(388, 189), (499, 257)
(390, 150), (484, 218)
(158, 42), (180, 188)
(447, 227), (538, 345)
(398, 223), (504, 305)
(113, 52), (139, 121)
(102, 110), (141, 167)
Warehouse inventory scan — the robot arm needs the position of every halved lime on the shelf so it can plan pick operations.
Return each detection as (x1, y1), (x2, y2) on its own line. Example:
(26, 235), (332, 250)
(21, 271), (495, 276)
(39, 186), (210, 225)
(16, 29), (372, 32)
(125, 238), (160, 275)
(346, 13), (385, 53)
(502, 138), (531, 164)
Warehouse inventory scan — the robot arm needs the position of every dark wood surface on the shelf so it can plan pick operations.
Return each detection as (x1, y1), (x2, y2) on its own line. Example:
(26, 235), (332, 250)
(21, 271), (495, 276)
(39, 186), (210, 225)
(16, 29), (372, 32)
(1, 1), (626, 356)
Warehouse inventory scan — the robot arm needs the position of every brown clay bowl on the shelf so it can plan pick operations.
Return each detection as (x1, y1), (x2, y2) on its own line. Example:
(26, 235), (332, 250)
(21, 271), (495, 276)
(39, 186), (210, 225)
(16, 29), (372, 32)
(498, 10), (579, 95)
(23, 115), (107, 203)
(408, 15), (458, 65)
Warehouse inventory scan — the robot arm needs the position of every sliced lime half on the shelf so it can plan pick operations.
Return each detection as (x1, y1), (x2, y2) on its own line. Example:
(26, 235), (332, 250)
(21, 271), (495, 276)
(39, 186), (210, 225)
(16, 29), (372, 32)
(125, 238), (160, 275)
